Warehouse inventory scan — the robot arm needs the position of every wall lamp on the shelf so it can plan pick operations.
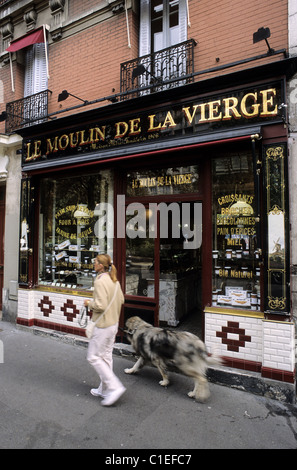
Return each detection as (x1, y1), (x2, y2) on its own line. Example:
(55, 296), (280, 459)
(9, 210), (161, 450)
(0, 110), (32, 123)
(0, 111), (7, 122)
(132, 64), (163, 85)
(253, 27), (275, 55)
(0, 110), (55, 125)
(58, 90), (89, 104)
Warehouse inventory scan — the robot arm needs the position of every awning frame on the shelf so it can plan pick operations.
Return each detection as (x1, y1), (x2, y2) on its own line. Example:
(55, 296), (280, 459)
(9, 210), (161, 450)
(6, 27), (45, 53)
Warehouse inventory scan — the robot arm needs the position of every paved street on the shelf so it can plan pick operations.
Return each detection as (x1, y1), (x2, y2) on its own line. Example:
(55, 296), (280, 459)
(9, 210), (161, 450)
(0, 320), (296, 451)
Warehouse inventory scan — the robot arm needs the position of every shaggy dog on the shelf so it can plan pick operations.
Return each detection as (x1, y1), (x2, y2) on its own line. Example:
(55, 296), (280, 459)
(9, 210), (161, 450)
(124, 316), (222, 403)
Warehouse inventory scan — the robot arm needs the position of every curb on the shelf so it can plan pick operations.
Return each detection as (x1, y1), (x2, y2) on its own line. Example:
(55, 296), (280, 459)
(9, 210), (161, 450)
(16, 323), (296, 405)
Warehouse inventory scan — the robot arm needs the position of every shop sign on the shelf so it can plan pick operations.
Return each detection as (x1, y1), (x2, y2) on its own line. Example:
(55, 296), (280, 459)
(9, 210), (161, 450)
(126, 165), (199, 197)
(23, 83), (282, 166)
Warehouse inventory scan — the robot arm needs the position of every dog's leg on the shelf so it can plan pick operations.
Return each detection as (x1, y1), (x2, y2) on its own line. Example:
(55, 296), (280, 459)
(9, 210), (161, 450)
(124, 356), (145, 375)
(154, 359), (170, 387)
(188, 376), (210, 403)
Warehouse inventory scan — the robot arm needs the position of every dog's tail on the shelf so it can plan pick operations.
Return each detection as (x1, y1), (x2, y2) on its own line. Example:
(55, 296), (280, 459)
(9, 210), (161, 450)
(204, 347), (223, 366)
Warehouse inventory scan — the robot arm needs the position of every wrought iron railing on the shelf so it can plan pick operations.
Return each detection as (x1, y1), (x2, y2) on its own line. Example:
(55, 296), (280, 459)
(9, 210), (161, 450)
(5, 89), (52, 133)
(120, 39), (196, 100)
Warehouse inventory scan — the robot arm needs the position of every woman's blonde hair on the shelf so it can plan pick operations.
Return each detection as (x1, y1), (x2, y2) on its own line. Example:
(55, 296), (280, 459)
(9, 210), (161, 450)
(96, 254), (118, 282)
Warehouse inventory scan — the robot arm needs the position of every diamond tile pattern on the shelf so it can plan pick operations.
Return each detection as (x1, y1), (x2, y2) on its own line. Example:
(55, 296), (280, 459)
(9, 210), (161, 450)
(216, 321), (251, 352)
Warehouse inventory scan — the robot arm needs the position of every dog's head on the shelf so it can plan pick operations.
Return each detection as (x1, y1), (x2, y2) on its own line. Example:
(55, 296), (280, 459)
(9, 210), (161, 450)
(124, 316), (146, 339)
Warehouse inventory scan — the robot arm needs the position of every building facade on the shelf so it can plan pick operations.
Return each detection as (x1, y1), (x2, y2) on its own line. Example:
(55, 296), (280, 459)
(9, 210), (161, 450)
(0, 0), (296, 400)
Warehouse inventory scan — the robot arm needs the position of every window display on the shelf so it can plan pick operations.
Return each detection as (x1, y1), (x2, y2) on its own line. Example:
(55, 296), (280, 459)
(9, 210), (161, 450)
(212, 152), (261, 310)
(38, 170), (114, 290)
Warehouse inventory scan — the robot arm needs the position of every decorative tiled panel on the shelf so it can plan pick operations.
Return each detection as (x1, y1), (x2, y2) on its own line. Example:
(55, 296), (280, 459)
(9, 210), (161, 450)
(38, 296), (55, 317)
(262, 320), (295, 372)
(17, 289), (89, 333)
(61, 299), (80, 322)
(216, 321), (251, 352)
(205, 310), (295, 381)
(205, 312), (263, 363)
(17, 290), (35, 320)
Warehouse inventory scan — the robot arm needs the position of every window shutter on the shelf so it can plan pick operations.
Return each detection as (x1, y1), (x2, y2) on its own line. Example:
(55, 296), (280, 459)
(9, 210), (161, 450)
(139, 0), (151, 56)
(33, 43), (48, 93)
(179, 0), (188, 43)
(24, 47), (34, 97)
(24, 43), (48, 97)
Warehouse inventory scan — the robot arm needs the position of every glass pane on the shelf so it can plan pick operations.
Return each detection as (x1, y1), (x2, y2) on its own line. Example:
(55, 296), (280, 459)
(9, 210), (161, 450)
(264, 143), (288, 312)
(125, 205), (155, 297)
(152, 0), (163, 51)
(159, 201), (202, 325)
(38, 171), (114, 290)
(19, 179), (31, 284)
(151, 0), (180, 51)
(169, 0), (179, 45)
(212, 152), (261, 310)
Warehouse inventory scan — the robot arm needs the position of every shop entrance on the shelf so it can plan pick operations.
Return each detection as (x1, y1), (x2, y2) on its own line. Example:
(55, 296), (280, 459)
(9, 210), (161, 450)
(123, 199), (203, 337)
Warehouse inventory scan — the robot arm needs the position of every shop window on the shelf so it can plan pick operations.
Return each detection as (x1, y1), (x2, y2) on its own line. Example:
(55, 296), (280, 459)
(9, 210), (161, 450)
(212, 152), (261, 310)
(19, 178), (33, 285)
(38, 171), (113, 290)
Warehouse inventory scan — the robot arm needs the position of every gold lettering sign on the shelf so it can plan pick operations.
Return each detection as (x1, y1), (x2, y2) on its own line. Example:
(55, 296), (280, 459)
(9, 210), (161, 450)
(218, 268), (253, 279)
(55, 204), (94, 239)
(54, 205), (94, 269)
(24, 86), (280, 163)
(216, 193), (256, 243)
(131, 173), (193, 189)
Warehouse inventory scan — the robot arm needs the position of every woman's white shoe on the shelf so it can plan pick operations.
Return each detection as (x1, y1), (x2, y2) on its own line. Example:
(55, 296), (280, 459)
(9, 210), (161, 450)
(90, 387), (107, 398)
(101, 386), (126, 406)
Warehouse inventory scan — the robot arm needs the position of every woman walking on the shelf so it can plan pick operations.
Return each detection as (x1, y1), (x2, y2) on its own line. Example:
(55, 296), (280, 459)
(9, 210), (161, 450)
(85, 254), (126, 406)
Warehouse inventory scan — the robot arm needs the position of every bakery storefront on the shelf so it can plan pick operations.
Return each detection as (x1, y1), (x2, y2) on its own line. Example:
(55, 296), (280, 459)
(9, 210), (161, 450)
(16, 70), (295, 387)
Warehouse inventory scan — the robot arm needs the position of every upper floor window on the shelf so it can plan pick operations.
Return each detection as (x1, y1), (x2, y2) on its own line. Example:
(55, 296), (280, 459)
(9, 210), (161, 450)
(24, 43), (48, 97)
(151, 0), (179, 52)
(139, 0), (188, 56)
(4, 29), (50, 131)
(121, 1), (194, 98)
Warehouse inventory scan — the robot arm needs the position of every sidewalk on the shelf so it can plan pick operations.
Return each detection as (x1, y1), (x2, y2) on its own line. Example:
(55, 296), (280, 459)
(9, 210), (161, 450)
(0, 319), (296, 450)
(15, 321), (297, 404)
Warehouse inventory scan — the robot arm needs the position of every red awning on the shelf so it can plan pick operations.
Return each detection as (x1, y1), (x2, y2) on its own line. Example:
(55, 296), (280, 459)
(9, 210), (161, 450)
(6, 27), (44, 52)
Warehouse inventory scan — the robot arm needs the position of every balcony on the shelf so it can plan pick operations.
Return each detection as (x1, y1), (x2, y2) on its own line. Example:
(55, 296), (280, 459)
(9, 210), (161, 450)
(3, 41), (196, 132)
(120, 39), (196, 100)
(5, 89), (52, 133)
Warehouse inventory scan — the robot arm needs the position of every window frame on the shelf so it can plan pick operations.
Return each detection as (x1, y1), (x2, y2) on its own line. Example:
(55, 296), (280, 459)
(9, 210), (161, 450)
(37, 170), (114, 292)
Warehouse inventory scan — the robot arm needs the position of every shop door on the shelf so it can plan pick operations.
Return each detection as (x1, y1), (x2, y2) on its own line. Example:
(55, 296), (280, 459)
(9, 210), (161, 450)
(124, 202), (159, 326)
(0, 186), (5, 311)
(123, 200), (202, 333)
